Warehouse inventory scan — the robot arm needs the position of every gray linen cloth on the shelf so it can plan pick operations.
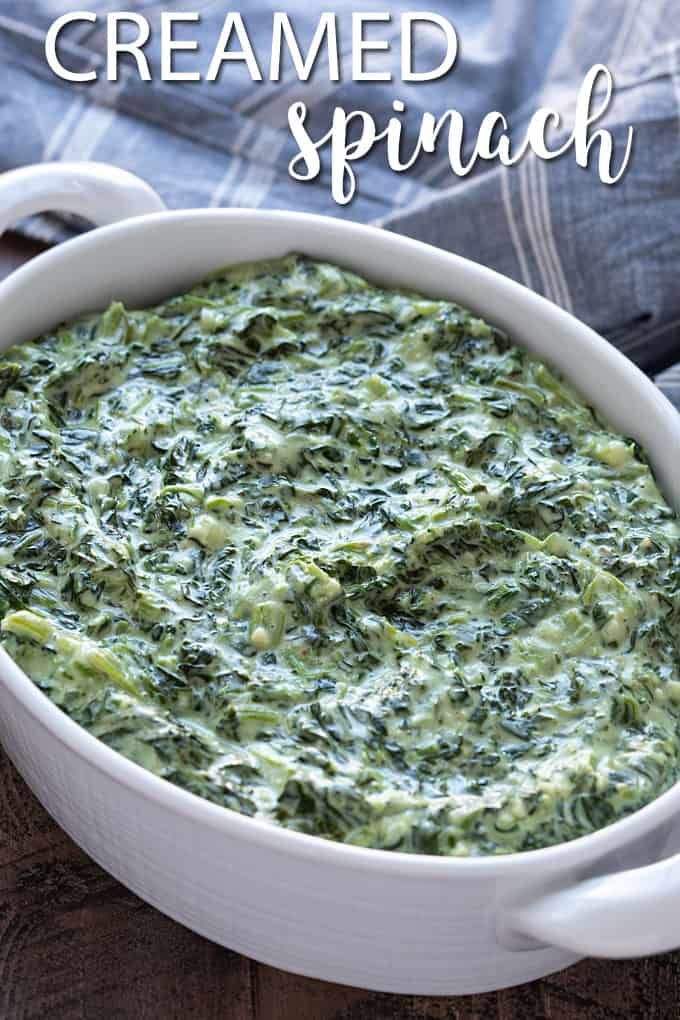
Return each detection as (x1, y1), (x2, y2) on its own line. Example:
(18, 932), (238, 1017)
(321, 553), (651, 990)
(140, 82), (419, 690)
(0, 0), (679, 394)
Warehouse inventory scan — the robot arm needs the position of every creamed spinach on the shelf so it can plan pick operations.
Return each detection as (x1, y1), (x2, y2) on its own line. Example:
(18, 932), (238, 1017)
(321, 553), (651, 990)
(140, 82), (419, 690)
(2, 255), (680, 855)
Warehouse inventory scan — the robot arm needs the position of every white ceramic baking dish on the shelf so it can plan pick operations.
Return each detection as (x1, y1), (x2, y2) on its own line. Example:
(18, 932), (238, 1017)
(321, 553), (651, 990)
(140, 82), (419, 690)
(0, 161), (679, 995)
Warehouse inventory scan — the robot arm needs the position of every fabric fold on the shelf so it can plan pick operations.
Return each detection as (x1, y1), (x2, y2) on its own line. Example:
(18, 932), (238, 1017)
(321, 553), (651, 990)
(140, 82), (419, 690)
(0, 0), (678, 380)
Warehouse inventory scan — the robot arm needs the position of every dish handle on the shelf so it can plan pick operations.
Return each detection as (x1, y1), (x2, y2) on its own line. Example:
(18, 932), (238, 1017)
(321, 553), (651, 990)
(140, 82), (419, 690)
(501, 852), (680, 957)
(0, 161), (165, 238)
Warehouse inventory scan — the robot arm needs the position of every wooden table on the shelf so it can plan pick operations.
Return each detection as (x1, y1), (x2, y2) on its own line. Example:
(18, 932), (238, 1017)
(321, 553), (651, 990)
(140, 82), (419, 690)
(0, 235), (678, 1020)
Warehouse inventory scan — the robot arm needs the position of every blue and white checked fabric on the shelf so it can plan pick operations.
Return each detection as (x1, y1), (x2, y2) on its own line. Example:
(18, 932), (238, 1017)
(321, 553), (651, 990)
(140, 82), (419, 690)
(1, 0), (680, 394)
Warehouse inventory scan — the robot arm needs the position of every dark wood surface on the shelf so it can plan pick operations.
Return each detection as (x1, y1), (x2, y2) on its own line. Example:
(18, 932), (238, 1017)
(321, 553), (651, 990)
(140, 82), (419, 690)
(0, 233), (679, 1020)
